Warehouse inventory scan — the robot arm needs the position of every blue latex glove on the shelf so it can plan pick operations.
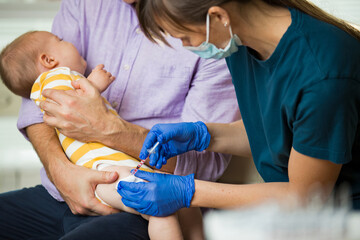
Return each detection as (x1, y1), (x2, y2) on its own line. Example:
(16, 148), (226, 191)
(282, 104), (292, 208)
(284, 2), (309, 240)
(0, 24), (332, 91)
(140, 121), (211, 169)
(117, 170), (195, 217)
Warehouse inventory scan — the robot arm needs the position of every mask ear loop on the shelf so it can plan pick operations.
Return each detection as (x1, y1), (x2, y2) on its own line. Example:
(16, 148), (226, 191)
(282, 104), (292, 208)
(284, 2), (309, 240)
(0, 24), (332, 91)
(206, 13), (210, 43)
(207, 14), (234, 44)
(228, 23), (234, 38)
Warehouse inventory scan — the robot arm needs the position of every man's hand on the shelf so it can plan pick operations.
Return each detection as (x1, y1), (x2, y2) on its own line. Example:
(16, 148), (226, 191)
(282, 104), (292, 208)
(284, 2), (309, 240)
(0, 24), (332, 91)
(87, 64), (115, 93)
(53, 162), (120, 215)
(27, 123), (120, 216)
(39, 77), (118, 143)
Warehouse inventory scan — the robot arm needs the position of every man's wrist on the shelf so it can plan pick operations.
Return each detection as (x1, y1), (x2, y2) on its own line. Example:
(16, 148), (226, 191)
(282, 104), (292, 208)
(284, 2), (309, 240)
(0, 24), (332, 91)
(99, 114), (148, 157)
(97, 113), (178, 173)
(47, 154), (73, 183)
(97, 111), (123, 145)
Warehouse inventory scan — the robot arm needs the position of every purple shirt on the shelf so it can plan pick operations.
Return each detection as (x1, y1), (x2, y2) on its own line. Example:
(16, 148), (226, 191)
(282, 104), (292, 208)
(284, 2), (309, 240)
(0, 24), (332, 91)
(17, 0), (240, 201)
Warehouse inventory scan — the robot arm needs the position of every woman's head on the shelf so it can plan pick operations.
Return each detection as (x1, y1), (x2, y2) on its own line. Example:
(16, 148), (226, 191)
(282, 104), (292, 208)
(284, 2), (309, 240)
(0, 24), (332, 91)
(137, 0), (239, 47)
(137, 0), (360, 47)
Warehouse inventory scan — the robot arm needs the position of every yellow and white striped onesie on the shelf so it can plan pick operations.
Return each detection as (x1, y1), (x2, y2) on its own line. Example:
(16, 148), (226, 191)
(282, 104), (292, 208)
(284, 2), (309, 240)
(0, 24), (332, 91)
(30, 67), (152, 174)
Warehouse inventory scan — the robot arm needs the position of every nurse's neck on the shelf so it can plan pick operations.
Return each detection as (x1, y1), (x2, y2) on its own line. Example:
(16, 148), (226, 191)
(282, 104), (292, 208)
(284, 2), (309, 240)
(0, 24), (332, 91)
(225, 1), (292, 60)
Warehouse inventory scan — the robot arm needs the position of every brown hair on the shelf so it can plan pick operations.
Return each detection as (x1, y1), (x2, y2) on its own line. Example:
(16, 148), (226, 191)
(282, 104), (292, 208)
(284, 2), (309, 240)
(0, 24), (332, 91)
(0, 31), (42, 98)
(136, 0), (360, 45)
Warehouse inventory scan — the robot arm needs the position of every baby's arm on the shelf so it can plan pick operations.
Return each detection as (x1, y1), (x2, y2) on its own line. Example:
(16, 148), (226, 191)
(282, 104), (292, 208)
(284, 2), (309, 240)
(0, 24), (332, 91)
(86, 64), (115, 93)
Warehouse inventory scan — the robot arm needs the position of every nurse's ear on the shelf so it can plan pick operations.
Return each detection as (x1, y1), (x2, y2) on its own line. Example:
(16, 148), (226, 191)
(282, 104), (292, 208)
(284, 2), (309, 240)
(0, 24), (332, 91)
(208, 6), (231, 28)
(38, 53), (59, 70)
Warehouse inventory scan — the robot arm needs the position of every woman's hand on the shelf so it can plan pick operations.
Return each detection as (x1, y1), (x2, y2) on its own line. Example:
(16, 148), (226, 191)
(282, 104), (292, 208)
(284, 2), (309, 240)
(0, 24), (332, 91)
(39, 78), (118, 143)
(117, 170), (195, 217)
(139, 122), (211, 169)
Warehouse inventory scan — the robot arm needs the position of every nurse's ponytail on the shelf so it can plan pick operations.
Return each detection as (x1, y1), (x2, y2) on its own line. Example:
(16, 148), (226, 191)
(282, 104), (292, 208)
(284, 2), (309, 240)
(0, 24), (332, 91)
(136, 0), (360, 45)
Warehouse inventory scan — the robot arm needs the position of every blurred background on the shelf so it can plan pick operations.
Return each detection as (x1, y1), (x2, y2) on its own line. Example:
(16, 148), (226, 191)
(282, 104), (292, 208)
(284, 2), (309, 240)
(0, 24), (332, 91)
(0, 0), (359, 193)
(0, 0), (61, 192)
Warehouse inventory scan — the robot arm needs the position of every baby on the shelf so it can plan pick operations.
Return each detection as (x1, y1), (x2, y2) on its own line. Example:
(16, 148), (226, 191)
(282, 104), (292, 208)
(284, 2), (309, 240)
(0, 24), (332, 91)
(0, 31), (203, 240)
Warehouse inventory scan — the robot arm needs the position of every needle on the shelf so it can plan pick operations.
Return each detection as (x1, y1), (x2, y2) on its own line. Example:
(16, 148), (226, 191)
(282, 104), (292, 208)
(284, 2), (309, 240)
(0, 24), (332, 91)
(131, 141), (160, 175)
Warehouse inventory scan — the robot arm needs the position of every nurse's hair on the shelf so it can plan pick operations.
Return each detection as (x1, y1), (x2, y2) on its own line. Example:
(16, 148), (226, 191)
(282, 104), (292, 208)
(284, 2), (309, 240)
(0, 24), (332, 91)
(136, 0), (360, 45)
(0, 31), (42, 98)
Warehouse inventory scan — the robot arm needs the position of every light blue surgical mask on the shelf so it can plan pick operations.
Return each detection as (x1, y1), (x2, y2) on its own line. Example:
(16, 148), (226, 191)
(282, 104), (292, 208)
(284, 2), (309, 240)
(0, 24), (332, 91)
(184, 14), (242, 59)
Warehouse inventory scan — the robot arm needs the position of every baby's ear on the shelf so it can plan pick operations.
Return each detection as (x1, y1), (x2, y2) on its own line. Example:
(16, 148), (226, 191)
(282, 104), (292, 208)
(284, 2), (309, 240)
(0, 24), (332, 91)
(39, 53), (58, 69)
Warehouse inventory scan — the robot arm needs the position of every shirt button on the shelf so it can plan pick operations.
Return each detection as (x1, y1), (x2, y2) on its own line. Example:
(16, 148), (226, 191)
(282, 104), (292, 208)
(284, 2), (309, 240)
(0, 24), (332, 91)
(136, 28), (142, 34)
(123, 64), (130, 70)
(112, 102), (118, 108)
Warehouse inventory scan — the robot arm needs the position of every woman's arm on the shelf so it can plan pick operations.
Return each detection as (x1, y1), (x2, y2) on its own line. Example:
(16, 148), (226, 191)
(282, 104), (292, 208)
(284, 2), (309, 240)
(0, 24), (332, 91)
(206, 120), (252, 158)
(192, 148), (342, 208)
(139, 120), (251, 169)
(118, 147), (342, 216)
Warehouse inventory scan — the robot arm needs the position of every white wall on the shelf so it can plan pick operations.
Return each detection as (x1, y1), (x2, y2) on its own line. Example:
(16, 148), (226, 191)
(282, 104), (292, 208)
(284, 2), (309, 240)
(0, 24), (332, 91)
(0, 1), (60, 193)
(311, 0), (360, 25)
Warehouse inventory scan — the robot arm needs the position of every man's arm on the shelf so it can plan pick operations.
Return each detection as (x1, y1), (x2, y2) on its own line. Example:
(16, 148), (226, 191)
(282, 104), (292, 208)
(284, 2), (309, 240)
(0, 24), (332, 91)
(40, 78), (177, 173)
(16, 0), (160, 216)
(26, 123), (119, 215)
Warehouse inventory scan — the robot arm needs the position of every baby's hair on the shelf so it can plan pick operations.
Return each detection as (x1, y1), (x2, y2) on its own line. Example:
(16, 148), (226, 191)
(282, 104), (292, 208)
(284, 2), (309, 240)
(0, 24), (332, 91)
(0, 31), (43, 98)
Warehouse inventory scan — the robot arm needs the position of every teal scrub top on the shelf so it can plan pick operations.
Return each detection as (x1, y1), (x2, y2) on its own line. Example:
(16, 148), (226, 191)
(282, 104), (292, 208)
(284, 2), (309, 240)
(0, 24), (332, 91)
(226, 8), (360, 208)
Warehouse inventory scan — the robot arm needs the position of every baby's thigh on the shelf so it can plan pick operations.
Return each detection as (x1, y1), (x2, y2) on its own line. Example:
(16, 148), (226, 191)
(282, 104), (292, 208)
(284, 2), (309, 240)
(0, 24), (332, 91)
(95, 165), (139, 215)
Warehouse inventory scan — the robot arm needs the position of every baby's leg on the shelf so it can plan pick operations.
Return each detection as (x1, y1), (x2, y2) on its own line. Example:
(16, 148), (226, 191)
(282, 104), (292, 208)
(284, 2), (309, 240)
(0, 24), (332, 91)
(96, 166), (183, 240)
(178, 207), (204, 240)
(148, 215), (183, 240)
(95, 165), (139, 214)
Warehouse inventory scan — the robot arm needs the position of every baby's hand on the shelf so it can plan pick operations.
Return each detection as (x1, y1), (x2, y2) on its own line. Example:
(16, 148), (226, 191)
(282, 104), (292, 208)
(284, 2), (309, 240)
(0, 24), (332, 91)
(87, 64), (116, 93)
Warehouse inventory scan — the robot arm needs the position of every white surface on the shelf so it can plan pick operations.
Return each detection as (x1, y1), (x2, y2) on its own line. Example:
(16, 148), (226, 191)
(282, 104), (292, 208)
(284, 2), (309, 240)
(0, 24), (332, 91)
(0, 2), (57, 51)
(311, 0), (360, 25)
(0, 1), (60, 18)
(204, 200), (360, 240)
(0, 116), (40, 169)
(0, 116), (41, 192)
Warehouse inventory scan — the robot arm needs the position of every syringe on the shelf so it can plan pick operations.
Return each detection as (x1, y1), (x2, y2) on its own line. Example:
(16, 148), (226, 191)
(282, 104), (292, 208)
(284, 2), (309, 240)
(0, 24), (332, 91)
(131, 141), (160, 176)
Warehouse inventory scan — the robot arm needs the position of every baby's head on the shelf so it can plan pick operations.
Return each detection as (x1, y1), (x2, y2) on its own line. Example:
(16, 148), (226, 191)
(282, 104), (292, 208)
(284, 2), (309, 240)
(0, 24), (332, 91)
(0, 31), (87, 98)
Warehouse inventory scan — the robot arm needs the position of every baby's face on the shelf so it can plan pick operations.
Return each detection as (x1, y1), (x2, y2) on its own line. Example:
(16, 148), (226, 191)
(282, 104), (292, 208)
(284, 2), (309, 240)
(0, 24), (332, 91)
(40, 31), (87, 74)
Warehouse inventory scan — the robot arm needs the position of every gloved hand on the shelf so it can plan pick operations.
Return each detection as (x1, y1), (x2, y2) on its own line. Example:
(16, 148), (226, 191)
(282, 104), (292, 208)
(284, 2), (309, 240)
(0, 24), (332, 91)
(140, 121), (211, 169)
(117, 170), (195, 217)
